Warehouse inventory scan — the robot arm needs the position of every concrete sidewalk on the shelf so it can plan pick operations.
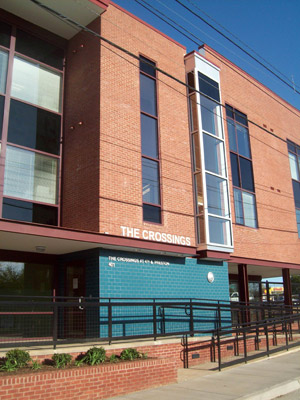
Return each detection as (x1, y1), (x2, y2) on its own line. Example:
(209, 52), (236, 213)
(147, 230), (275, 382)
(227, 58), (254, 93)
(110, 349), (300, 400)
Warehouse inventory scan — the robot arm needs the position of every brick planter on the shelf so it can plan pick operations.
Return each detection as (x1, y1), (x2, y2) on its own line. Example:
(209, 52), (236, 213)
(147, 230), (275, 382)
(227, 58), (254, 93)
(0, 358), (177, 400)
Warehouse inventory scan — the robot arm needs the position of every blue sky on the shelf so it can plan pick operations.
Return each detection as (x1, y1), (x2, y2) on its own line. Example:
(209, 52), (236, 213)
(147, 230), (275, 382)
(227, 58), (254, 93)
(113, 0), (300, 111)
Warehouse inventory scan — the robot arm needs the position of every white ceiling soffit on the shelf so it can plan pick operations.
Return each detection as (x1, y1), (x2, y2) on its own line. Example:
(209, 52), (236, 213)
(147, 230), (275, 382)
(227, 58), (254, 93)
(228, 263), (300, 279)
(1, 0), (106, 39)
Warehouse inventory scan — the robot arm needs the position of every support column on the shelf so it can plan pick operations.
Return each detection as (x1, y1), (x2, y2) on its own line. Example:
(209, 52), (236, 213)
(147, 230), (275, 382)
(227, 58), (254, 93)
(282, 268), (292, 307)
(238, 264), (250, 323)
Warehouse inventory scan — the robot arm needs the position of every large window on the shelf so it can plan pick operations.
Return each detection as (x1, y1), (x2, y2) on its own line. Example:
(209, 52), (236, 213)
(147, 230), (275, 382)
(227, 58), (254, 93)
(226, 105), (257, 228)
(288, 140), (300, 237)
(140, 56), (161, 224)
(0, 23), (63, 225)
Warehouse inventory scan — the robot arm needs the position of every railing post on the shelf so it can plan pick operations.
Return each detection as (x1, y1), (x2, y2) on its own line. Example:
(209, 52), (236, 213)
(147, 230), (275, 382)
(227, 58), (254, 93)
(153, 300), (157, 341)
(285, 319), (289, 350)
(52, 302), (58, 350)
(190, 299), (194, 337)
(265, 322), (270, 357)
(217, 328), (221, 371)
(108, 302), (112, 345)
(243, 328), (247, 363)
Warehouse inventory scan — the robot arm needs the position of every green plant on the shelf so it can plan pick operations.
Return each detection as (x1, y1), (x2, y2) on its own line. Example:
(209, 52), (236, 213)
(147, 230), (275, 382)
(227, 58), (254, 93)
(31, 360), (42, 370)
(52, 353), (72, 369)
(109, 354), (118, 363)
(6, 349), (31, 368)
(0, 358), (18, 372)
(77, 347), (106, 366)
(120, 348), (141, 361)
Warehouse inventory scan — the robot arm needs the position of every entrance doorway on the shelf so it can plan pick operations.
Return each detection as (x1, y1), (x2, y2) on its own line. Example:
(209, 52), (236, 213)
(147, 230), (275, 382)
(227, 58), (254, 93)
(64, 261), (85, 338)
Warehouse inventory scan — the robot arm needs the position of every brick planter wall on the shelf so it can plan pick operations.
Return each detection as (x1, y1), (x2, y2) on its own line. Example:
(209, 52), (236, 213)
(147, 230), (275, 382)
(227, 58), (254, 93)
(0, 358), (177, 400)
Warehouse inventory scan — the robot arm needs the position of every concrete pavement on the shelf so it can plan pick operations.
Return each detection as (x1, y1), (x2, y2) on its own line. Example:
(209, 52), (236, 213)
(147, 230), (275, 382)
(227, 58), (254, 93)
(110, 349), (300, 400)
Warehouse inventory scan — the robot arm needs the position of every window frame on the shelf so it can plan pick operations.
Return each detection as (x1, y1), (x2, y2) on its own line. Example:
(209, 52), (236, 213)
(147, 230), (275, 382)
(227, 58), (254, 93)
(287, 139), (300, 238)
(226, 104), (258, 229)
(0, 21), (64, 226)
(139, 54), (162, 225)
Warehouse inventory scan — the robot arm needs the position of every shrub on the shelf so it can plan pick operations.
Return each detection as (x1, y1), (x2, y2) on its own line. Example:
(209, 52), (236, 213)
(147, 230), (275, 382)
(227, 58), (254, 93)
(31, 360), (42, 370)
(109, 354), (118, 363)
(76, 347), (106, 366)
(120, 348), (140, 361)
(52, 353), (72, 369)
(6, 349), (31, 368)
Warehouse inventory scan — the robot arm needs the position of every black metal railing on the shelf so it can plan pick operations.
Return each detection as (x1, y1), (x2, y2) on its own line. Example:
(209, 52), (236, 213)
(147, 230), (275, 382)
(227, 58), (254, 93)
(0, 296), (299, 356)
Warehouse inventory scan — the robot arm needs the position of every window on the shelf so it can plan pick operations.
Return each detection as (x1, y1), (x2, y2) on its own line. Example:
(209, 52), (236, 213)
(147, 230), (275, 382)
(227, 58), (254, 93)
(0, 24), (64, 225)
(140, 56), (161, 224)
(288, 140), (300, 237)
(226, 105), (257, 228)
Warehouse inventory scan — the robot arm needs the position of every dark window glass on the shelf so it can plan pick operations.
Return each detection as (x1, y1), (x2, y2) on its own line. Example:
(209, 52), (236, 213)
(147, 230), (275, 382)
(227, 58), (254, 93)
(235, 110), (248, 126)
(225, 105), (234, 119)
(139, 56), (156, 77)
(140, 74), (157, 116)
(230, 153), (240, 187)
(142, 158), (160, 204)
(287, 141), (296, 153)
(141, 114), (158, 159)
(240, 157), (254, 192)
(0, 22), (11, 48)
(2, 198), (58, 225)
(0, 95), (4, 139)
(8, 100), (61, 155)
(233, 188), (244, 225)
(236, 124), (251, 158)
(227, 119), (237, 152)
(143, 204), (161, 224)
(15, 29), (64, 70)
(292, 180), (300, 209)
(198, 72), (220, 102)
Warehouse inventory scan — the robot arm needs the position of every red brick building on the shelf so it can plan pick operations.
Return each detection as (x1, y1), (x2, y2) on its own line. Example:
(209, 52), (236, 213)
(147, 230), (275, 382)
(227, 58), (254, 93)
(0, 0), (299, 341)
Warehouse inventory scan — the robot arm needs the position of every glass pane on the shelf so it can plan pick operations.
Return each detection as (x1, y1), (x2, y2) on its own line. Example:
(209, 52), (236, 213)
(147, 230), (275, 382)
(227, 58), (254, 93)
(140, 74), (157, 116)
(203, 133), (226, 176)
(11, 56), (62, 112)
(8, 99), (61, 155)
(240, 157), (254, 192)
(242, 191), (257, 228)
(200, 95), (222, 137)
(206, 174), (229, 217)
(0, 95), (4, 140)
(288, 141), (296, 153)
(142, 158), (160, 204)
(296, 209), (300, 238)
(2, 198), (58, 225)
(0, 22), (11, 48)
(141, 114), (158, 158)
(198, 72), (220, 102)
(0, 49), (8, 94)
(227, 119), (237, 152)
(235, 110), (248, 126)
(194, 172), (203, 213)
(192, 131), (201, 172)
(237, 124), (250, 158)
(230, 153), (240, 187)
(0, 262), (53, 296)
(225, 105), (234, 119)
(292, 180), (300, 209)
(196, 214), (206, 244)
(234, 188), (244, 225)
(208, 216), (231, 246)
(16, 29), (64, 70)
(139, 56), (156, 77)
(4, 146), (58, 204)
(189, 93), (198, 132)
(143, 204), (161, 223)
(289, 152), (299, 181)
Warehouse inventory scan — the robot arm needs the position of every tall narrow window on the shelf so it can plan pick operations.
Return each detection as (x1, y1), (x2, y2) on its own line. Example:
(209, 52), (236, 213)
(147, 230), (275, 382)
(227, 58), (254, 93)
(288, 140), (300, 237)
(226, 105), (257, 228)
(140, 56), (161, 223)
(0, 25), (63, 225)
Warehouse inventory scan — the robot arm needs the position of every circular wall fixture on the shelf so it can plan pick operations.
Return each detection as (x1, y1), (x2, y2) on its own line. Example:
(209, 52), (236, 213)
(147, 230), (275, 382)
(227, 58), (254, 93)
(207, 272), (214, 283)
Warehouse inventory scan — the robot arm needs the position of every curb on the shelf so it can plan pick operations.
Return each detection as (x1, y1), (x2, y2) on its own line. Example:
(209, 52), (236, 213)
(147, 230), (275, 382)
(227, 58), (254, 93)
(237, 378), (300, 400)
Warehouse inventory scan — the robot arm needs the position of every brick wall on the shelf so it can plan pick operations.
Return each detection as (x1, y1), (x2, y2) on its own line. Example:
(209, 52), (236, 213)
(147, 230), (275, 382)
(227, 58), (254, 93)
(0, 358), (177, 400)
(202, 47), (300, 265)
